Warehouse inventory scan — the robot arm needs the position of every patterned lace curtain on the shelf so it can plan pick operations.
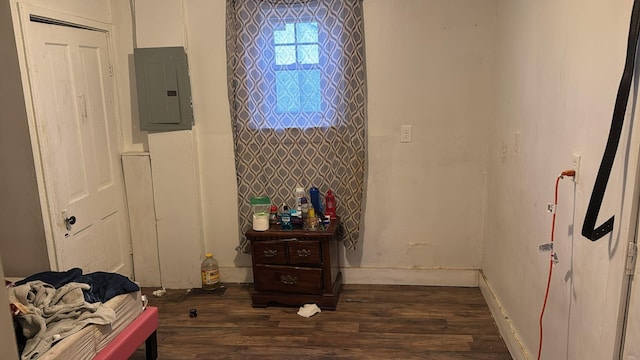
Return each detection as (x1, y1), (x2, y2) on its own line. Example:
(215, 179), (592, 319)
(226, 0), (367, 252)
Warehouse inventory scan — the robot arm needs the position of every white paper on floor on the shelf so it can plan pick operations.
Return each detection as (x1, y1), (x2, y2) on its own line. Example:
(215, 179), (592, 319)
(297, 303), (321, 318)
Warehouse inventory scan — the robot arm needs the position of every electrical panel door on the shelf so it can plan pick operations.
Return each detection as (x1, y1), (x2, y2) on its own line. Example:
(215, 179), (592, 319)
(134, 46), (193, 131)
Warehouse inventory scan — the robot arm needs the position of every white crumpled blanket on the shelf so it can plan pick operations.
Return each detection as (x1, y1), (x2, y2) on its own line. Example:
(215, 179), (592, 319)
(9, 280), (116, 360)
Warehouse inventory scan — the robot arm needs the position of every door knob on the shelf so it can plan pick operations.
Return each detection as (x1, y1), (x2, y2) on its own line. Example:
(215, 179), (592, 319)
(65, 215), (76, 231)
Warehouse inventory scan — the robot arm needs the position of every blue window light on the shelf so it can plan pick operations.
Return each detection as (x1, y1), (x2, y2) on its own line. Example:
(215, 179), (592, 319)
(273, 22), (321, 119)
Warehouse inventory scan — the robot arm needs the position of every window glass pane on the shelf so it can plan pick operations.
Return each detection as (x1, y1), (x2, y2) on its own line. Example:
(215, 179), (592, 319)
(274, 23), (295, 44)
(276, 71), (300, 112)
(299, 70), (321, 112)
(296, 22), (318, 43)
(297, 45), (319, 65)
(275, 45), (296, 65)
(270, 22), (322, 122)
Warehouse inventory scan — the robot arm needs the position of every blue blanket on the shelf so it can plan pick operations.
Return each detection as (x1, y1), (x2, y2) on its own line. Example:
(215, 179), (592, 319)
(14, 268), (139, 303)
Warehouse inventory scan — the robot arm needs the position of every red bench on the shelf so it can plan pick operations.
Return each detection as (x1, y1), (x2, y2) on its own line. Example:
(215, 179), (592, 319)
(93, 306), (158, 360)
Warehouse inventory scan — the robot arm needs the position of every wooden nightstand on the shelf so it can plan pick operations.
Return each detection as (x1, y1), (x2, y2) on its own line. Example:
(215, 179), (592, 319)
(246, 217), (343, 310)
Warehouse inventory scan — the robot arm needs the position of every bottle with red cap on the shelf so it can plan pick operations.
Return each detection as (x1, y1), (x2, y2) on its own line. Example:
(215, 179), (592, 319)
(269, 204), (278, 225)
(325, 189), (336, 219)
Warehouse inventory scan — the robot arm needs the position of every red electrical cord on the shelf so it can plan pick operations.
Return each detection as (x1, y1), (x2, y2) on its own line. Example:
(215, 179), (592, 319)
(537, 170), (574, 360)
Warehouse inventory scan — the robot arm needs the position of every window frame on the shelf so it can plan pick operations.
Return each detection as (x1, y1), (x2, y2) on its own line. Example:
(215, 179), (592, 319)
(250, 17), (330, 131)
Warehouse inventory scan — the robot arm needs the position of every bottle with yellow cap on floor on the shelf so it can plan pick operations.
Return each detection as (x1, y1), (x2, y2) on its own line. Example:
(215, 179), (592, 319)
(201, 253), (220, 290)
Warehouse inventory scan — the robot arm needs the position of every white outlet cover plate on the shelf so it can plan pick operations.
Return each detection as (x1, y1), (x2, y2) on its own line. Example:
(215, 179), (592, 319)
(573, 153), (581, 183)
(401, 125), (412, 143)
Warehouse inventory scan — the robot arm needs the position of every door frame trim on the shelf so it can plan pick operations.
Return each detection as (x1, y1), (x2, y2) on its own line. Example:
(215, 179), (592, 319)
(619, 76), (640, 357)
(11, 2), (131, 273)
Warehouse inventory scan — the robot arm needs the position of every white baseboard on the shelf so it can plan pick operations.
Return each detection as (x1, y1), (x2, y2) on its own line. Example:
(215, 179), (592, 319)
(219, 266), (479, 286)
(341, 267), (479, 286)
(478, 271), (528, 360)
(220, 266), (253, 283)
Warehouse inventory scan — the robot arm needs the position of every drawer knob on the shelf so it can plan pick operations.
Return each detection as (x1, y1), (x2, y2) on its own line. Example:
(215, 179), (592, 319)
(280, 275), (298, 285)
(263, 249), (278, 257)
(297, 249), (312, 257)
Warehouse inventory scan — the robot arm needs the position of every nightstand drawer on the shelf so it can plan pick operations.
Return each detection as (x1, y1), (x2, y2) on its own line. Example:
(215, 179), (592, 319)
(253, 264), (323, 294)
(288, 241), (321, 265)
(252, 241), (287, 264)
(246, 217), (342, 309)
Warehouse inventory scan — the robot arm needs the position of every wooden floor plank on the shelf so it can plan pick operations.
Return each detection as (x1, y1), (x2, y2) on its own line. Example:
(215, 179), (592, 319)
(130, 284), (512, 360)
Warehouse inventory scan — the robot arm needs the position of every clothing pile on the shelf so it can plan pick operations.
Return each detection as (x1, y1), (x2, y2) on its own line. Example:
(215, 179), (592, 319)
(7, 268), (139, 360)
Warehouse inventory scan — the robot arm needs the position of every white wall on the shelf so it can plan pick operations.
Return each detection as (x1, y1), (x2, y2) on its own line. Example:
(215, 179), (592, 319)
(126, 0), (205, 288)
(181, 0), (245, 279)
(353, 0), (495, 283)
(137, 0), (497, 285)
(110, 0), (149, 153)
(485, 0), (637, 358)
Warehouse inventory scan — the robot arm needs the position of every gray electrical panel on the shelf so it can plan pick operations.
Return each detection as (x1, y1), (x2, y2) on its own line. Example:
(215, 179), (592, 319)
(134, 46), (193, 131)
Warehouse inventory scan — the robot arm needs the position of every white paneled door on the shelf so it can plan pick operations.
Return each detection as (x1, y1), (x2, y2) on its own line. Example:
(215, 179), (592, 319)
(24, 19), (133, 277)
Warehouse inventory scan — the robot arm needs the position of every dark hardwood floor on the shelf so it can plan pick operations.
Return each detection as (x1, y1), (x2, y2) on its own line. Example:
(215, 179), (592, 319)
(131, 284), (512, 360)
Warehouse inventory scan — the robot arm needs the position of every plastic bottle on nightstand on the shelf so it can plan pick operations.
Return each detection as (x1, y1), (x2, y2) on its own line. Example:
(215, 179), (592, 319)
(309, 186), (323, 218)
(325, 189), (337, 219)
(201, 253), (220, 290)
(294, 186), (305, 218)
(281, 204), (293, 230)
(300, 196), (309, 220)
(269, 204), (278, 225)
(306, 208), (319, 231)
